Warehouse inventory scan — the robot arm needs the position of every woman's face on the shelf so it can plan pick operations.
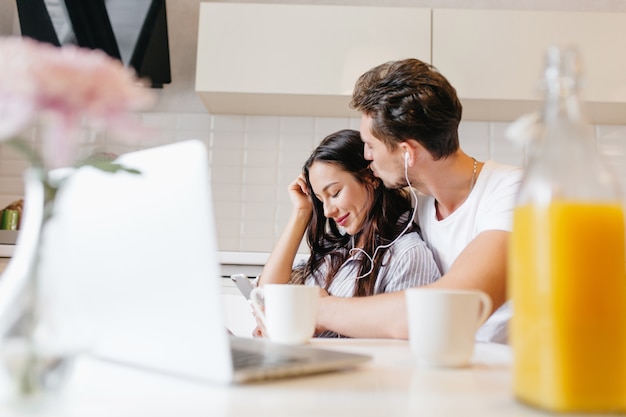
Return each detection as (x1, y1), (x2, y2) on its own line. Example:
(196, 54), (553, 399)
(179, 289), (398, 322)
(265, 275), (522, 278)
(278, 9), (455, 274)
(308, 161), (372, 236)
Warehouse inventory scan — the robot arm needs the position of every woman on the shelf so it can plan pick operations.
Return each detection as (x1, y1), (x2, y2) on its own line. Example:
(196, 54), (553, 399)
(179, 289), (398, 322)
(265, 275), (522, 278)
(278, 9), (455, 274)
(256, 129), (440, 338)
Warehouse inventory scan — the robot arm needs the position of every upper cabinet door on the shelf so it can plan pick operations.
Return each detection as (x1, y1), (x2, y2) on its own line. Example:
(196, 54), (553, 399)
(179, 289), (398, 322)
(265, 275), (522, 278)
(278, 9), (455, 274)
(195, 3), (431, 117)
(432, 9), (626, 122)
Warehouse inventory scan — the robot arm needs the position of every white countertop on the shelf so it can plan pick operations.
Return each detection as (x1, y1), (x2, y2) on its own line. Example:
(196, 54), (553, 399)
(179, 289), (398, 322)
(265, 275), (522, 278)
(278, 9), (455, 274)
(0, 249), (307, 264)
(218, 251), (271, 265)
(219, 251), (308, 266)
(0, 339), (558, 417)
(0, 248), (273, 262)
(0, 245), (13, 258)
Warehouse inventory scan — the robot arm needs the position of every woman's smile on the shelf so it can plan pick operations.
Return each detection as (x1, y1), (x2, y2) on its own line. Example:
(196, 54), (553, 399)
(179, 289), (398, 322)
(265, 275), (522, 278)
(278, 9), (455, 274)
(336, 213), (350, 226)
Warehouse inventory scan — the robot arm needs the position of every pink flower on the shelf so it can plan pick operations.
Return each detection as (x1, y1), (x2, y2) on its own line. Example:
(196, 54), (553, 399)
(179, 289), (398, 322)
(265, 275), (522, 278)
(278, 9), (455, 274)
(0, 37), (155, 169)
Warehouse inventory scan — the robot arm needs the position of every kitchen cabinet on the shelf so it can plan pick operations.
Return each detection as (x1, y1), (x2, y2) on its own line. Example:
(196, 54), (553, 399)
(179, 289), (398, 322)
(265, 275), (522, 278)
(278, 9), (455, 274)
(195, 3), (431, 117)
(432, 9), (626, 123)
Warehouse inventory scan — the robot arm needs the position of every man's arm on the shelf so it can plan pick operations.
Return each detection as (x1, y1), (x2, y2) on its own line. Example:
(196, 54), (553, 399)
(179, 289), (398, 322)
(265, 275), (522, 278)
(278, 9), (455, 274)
(430, 230), (508, 309)
(316, 230), (508, 339)
(317, 291), (409, 339)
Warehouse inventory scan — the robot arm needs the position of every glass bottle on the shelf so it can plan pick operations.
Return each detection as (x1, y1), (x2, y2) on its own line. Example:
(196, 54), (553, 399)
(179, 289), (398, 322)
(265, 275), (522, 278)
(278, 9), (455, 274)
(509, 46), (626, 413)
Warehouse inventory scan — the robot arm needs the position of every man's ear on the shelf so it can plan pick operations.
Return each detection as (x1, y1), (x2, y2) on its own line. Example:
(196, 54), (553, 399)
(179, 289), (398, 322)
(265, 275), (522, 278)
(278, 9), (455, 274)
(399, 143), (412, 166)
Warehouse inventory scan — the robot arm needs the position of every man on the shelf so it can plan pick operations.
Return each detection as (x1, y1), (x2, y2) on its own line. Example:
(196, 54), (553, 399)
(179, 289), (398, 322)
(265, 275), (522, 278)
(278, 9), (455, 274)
(316, 58), (522, 343)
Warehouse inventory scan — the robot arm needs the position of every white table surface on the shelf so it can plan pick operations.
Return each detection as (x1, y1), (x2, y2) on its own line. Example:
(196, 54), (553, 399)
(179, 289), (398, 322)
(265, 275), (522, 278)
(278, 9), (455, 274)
(0, 339), (565, 417)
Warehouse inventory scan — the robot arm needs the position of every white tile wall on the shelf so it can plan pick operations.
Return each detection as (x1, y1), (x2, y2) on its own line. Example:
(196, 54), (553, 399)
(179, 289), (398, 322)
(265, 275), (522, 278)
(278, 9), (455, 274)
(1, 113), (625, 253)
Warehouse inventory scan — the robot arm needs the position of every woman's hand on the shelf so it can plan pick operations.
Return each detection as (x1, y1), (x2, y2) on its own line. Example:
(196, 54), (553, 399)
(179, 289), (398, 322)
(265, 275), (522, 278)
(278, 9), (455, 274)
(288, 174), (313, 214)
(252, 325), (264, 338)
(251, 301), (268, 338)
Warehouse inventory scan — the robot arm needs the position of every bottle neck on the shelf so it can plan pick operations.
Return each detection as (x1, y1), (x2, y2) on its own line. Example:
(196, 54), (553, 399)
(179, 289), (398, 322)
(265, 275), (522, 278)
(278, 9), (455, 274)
(516, 46), (621, 205)
(542, 46), (586, 127)
(543, 77), (583, 125)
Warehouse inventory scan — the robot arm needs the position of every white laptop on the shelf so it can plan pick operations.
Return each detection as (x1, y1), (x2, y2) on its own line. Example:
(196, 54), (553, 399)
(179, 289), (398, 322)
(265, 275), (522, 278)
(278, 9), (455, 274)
(37, 139), (369, 384)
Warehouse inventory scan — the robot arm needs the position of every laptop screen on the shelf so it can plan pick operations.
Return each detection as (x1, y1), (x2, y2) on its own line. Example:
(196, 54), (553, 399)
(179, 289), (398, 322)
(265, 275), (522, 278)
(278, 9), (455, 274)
(39, 140), (235, 382)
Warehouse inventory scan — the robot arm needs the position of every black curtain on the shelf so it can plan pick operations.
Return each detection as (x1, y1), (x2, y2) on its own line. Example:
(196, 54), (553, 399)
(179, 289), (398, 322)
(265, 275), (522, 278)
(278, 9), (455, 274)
(63, 0), (122, 60)
(15, 0), (61, 46)
(14, 0), (171, 88)
(130, 0), (171, 87)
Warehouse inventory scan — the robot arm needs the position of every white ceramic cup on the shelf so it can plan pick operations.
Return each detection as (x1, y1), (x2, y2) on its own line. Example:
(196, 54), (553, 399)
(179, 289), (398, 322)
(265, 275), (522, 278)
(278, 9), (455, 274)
(405, 288), (492, 368)
(249, 284), (319, 345)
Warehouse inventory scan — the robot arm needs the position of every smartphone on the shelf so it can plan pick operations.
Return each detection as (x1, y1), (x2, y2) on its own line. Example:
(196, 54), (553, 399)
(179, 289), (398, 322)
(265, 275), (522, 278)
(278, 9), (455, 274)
(230, 273), (255, 301)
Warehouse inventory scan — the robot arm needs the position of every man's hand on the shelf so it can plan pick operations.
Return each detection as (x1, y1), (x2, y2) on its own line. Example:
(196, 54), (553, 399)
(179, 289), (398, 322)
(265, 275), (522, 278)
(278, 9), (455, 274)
(314, 287), (330, 334)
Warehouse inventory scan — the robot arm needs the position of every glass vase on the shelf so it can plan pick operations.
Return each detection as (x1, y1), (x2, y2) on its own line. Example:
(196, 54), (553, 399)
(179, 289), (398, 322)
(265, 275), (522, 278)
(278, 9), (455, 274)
(0, 168), (80, 400)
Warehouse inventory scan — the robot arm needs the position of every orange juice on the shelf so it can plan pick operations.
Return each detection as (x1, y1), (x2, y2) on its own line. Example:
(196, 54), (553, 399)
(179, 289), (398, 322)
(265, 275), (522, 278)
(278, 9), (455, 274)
(509, 201), (626, 412)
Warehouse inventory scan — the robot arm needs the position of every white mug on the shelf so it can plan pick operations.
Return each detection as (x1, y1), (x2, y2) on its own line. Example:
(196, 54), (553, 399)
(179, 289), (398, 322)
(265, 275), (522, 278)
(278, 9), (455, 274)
(405, 288), (492, 368)
(250, 284), (319, 345)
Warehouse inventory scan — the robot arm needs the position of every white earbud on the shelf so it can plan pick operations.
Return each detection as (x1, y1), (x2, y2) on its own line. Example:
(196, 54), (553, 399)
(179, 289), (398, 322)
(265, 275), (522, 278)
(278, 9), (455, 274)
(404, 152), (409, 168)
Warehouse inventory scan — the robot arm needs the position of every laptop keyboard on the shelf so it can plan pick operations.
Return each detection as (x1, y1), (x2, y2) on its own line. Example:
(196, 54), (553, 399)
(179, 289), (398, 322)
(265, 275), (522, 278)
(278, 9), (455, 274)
(232, 348), (302, 370)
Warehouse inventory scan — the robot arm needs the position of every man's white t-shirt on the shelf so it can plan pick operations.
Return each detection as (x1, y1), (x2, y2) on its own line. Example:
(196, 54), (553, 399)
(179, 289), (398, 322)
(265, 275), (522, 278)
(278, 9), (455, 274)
(416, 160), (523, 343)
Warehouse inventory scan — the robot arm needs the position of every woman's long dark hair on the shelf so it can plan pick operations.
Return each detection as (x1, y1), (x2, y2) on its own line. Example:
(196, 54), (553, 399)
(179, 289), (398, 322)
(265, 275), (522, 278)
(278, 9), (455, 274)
(299, 129), (415, 297)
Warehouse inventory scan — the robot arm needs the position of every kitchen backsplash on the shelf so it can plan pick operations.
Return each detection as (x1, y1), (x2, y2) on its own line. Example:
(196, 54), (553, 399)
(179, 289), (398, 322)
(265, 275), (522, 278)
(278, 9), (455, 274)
(1, 112), (625, 253)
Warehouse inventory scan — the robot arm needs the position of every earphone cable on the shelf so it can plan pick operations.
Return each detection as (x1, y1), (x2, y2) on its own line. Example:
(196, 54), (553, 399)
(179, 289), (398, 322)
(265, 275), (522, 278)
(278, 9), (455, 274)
(349, 157), (417, 280)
